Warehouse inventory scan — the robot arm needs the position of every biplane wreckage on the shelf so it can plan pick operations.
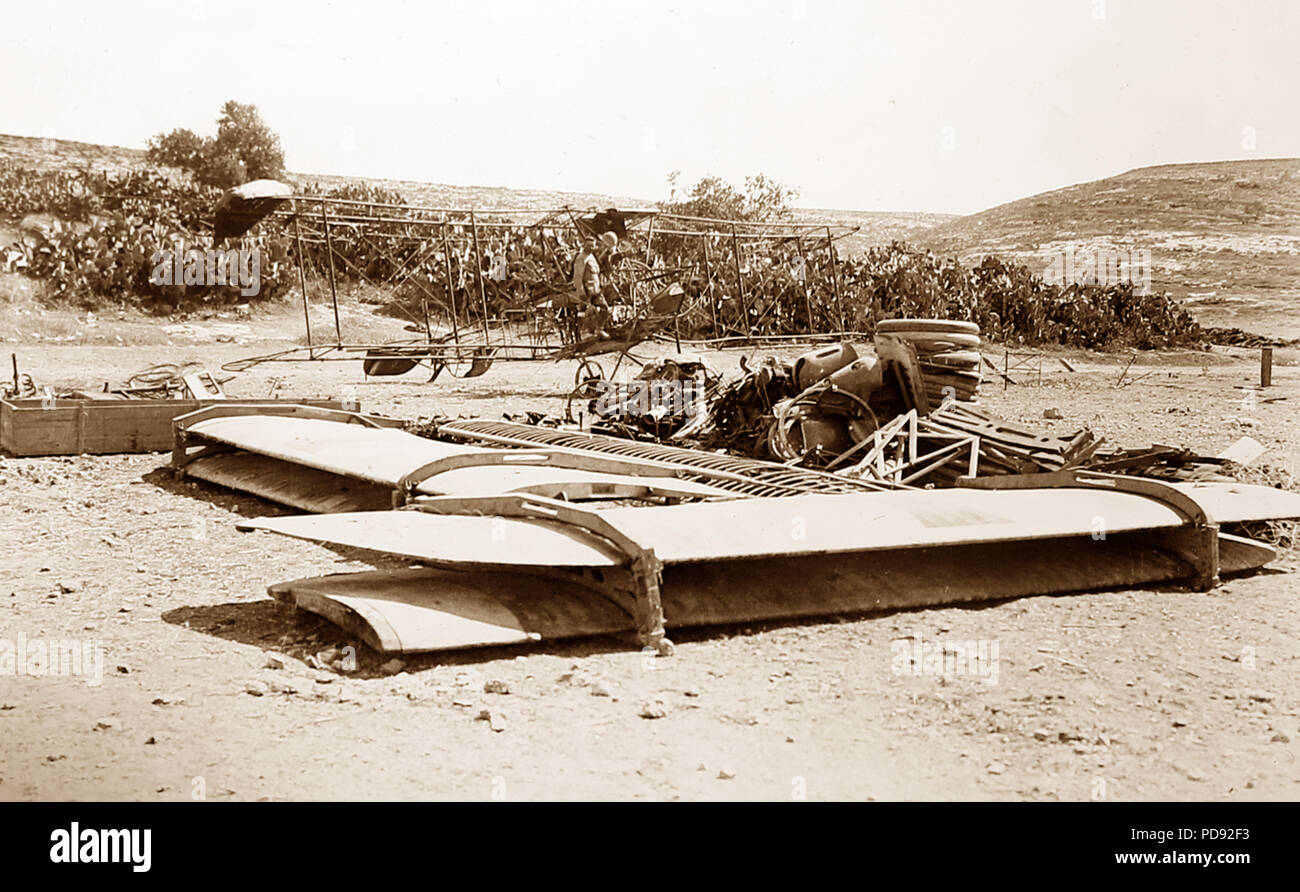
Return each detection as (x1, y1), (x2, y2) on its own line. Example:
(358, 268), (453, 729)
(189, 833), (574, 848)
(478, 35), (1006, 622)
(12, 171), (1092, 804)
(184, 185), (1300, 659)
(170, 399), (1300, 657)
(211, 179), (862, 391)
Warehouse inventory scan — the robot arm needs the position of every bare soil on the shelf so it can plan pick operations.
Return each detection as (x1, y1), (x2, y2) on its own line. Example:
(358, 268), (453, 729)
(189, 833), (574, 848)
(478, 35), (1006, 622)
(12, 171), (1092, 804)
(1, 332), (1298, 801)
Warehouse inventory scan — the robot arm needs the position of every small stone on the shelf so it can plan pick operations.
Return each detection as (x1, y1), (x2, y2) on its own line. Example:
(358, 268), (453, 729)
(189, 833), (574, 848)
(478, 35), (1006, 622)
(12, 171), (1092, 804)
(1245, 690), (1275, 703)
(244, 681), (268, 696)
(115, 665), (129, 675)
(484, 679), (510, 695)
(94, 718), (118, 731)
(589, 682), (612, 698)
(683, 687), (700, 698)
(1186, 769), (1207, 782)
(55, 581), (79, 594)
(1032, 729), (1050, 741)
(266, 679), (298, 695)
(379, 658), (406, 675)
(987, 762), (1006, 775)
(452, 699), (474, 708)
(717, 768), (736, 780)
(151, 696), (184, 706)
(313, 673), (334, 684)
(638, 700), (668, 719)
(263, 656), (285, 671)
(144, 737), (156, 745)
(475, 709), (506, 731)
(1270, 733), (1290, 744)
(1043, 408), (1063, 420)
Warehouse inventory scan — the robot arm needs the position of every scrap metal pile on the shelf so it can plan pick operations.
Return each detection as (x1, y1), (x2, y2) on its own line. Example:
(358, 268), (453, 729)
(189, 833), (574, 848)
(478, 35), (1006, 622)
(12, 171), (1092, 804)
(588, 327), (1266, 491)
(592, 323), (956, 464)
(588, 320), (1107, 488)
(3, 354), (230, 401)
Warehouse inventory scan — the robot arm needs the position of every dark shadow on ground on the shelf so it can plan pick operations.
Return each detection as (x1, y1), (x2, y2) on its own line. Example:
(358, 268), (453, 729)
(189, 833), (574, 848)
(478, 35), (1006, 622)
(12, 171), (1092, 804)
(160, 600), (638, 675)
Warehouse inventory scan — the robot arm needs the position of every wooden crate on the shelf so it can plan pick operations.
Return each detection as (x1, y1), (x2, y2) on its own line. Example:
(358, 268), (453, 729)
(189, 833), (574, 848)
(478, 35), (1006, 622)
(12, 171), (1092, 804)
(0, 398), (351, 456)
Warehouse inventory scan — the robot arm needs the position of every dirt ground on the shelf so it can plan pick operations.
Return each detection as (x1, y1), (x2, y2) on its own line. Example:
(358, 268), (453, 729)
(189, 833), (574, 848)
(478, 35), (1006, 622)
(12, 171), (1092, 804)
(1, 327), (1298, 801)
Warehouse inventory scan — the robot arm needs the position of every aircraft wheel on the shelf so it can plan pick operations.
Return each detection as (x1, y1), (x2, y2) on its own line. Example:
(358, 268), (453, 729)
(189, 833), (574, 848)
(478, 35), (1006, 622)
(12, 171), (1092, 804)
(574, 359), (605, 392)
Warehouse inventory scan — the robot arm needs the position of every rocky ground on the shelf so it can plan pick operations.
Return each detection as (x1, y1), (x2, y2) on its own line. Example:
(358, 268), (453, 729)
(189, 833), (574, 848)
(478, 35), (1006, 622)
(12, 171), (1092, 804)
(1, 333), (1297, 801)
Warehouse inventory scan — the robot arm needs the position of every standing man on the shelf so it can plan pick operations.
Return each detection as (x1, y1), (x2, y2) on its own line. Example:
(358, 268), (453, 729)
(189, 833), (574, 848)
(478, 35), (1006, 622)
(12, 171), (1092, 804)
(571, 232), (613, 339)
(572, 234), (601, 304)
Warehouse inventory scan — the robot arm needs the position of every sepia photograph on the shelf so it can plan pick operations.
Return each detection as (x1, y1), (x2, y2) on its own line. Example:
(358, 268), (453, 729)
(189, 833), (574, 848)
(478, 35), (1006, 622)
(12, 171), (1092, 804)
(0, 0), (1295, 869)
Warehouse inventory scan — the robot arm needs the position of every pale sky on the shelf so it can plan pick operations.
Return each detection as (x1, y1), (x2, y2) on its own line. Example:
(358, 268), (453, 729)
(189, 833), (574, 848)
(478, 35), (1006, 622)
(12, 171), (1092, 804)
(3, 0), (1296, 213)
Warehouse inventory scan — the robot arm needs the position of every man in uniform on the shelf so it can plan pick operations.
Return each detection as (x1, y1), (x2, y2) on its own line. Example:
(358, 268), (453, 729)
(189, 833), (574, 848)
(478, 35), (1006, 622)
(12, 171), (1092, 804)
(570, 232), (615, 340)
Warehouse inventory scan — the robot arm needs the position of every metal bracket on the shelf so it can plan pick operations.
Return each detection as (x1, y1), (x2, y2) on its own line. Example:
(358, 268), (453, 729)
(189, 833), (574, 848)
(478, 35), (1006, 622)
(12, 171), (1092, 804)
(408, 494), (675, 655)
(391, 448), (720, 507)
(957, 469), (1220, 590)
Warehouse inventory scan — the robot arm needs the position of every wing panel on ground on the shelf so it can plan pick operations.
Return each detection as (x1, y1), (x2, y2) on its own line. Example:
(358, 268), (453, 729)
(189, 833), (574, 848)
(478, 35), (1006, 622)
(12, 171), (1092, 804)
(265, 527), (1275, 654)
(239, 483), (1300, 567)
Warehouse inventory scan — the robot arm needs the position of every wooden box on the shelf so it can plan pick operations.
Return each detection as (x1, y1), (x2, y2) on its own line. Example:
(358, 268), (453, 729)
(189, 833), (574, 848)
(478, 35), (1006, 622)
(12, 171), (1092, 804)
(1, 398), (351, 456)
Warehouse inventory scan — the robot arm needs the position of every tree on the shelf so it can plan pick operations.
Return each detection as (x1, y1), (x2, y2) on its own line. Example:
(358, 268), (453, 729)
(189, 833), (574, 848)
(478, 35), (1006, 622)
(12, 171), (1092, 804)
(212, 101), (284, 182)
(662, 171), (799, 222)
(146, 101), (285, 189)
(742, 174), (799, 222)
(146, 128), (207, 172)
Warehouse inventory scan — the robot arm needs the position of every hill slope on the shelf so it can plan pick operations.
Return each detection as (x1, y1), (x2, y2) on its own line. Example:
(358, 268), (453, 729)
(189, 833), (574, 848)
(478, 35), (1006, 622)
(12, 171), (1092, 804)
(916, 159), (1300, 338)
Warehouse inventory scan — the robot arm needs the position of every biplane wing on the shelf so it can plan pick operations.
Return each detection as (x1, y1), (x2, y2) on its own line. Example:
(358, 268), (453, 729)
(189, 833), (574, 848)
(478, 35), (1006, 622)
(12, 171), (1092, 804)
(173, 406), (735, 511)
(242, 481), (1300, 653)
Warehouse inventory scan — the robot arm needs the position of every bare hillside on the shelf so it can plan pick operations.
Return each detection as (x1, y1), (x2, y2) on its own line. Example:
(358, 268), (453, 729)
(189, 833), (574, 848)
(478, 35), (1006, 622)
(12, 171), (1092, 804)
(916, 159), (1300, 337)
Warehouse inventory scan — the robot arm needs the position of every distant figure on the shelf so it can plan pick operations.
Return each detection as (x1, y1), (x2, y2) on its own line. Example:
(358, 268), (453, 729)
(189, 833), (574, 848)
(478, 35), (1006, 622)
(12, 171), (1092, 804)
(571, 234), (601, 302)
(597, 230), (618, 259)
(570, 232), (614, 340)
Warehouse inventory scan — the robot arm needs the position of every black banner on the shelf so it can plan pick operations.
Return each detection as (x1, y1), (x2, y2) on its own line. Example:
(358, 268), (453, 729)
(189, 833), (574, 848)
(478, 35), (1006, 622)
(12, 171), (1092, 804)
(1, 802), (1287, 879)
